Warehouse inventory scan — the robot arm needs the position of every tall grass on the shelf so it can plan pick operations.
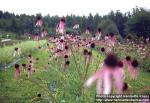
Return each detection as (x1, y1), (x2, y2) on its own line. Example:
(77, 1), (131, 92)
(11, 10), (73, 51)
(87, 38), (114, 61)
(0, 41), (150, 103)
(0, 40), (46, 66)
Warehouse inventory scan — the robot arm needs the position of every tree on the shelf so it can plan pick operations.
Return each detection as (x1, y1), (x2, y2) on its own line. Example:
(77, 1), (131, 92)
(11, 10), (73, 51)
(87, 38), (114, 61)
(87, 13), (94, 32)
(108, 10), (128, 37)
(98, 19), (119, 36)
(125, 7), (150, 38)
(93, 14), (102, 32)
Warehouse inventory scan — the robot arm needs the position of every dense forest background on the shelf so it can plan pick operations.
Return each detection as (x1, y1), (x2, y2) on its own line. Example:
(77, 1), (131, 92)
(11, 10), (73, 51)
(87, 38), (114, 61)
(0, 7), (150, 39)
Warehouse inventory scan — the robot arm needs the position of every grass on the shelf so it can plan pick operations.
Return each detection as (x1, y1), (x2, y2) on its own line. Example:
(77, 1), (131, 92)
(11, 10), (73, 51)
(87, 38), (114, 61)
(0, 40), (150, 103)
(0, 40), (46, 66)
(0, 40), (22, 47)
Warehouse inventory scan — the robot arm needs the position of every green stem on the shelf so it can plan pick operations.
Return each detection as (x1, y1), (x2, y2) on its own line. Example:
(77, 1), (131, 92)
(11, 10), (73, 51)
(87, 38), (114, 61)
(25, 78), (59, 103)
(69, 44), (82, 79)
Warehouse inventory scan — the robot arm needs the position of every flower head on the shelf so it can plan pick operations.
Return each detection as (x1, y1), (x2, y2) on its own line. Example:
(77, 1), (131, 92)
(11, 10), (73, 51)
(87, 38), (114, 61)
(38, 46), (41, 49)
(60, 18), (65, 23)
(65, 46), (69, 50)
(36, 16), (42, 21)
(35, 16), (43, 27)
(36, 58), (39, 61)
(15, 64), (19, 68)
(122, 82), (128, 91)
(37, 94), (41, 97)
(104, 53), (118, 68)
(28, 68), (31, 71)
(117, 61), (124, 68)
(28, 65), (31, 68)
(60, 39), (64, 43)
(64, 55), (69, 59)
(127, 35), (132, 40)
(131, 59), (139, 68)
(29, 61), (32, 63)
(22, 64), (26, 67)
(87, 51), (92, 56)
(65, 61), (70, 65)
(97, 28), (101, 32)
(90, 43), (95, 49)
(86, 26), (90, 30)
(125, 56), (131, 61)
(35, 33), (39, 36)
(83, 49), (88, 55)
(100, 47), (105, 52)
(14, 47), (18, 51)
(109, 32), (114, 37)
(28, 54), (32, 58)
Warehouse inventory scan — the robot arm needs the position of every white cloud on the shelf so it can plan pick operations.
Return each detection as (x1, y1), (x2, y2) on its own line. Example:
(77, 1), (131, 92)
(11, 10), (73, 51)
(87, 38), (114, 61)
(0, 0), (149, 16)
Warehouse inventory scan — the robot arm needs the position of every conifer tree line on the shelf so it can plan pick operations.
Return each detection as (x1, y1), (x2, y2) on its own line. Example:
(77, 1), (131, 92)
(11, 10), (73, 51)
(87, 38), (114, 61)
(0, 7), (150, 38)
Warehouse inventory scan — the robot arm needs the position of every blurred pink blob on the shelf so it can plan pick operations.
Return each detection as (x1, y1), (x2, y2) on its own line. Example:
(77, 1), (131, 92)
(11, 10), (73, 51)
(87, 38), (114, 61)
(34, 33), (40, 41)
(15, 64), (20, 79)
(56, 18), (65, 34)
(84, 64), (112, 94)
(41, 29), (48, 37)
(35, 17), (43, 27)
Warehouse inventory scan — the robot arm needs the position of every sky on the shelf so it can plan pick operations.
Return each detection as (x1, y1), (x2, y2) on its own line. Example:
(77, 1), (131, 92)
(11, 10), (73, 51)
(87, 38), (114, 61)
(0, 0), (150, 16)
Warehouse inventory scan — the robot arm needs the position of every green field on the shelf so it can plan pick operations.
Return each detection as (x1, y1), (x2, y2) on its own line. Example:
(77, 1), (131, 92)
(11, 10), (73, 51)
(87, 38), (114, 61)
(0, 40), (150, 103)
